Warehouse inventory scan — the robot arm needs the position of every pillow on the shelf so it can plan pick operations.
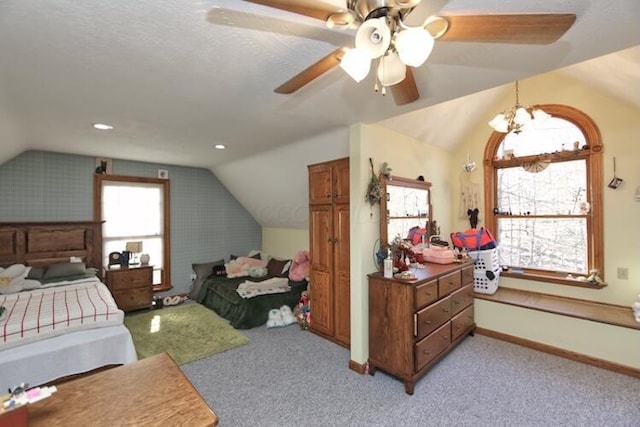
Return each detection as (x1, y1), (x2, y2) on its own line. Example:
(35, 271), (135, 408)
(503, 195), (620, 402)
(190, 259), (225, 300)
(42, 262), (86, 280)
(225, 259), (250, 278)
(248, 266), (268, 278)
(26, 266), (46, 280)
(267, 258), (291, 278)
(236, 257), (268, 268)
(0, 264), (27, 279)
(248, 250), (269, 261)
(230, 253), (261, 261)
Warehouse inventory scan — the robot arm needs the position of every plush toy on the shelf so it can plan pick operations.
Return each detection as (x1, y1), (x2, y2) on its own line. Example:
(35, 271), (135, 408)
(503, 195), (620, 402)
(289, 250), (311, 282)
(467, 208), (479, 229)
(293, 290), (311, 330)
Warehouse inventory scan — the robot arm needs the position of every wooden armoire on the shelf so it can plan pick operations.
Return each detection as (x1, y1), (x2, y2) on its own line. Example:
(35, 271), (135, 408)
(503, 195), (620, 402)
(308, 157), (350, 347)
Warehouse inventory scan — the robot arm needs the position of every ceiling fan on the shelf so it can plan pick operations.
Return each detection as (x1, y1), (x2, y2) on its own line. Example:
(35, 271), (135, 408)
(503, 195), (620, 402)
(232, 0), (576, 106)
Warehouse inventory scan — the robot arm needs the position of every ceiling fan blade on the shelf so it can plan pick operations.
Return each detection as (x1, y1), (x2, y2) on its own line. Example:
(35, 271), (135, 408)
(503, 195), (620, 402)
(390, 67), (419, 106)
(275, 48), (345, 94)
(242, 0), (343, 22)
(207, 7), (352, 47)
(436, 14), (576, 45)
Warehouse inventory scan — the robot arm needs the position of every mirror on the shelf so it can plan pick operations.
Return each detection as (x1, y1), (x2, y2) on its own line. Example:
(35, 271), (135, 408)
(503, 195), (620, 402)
(380, 175), (432, 248)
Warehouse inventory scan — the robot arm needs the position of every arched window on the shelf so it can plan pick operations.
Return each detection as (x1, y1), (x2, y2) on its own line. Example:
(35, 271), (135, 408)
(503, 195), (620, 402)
(483, 104), (604, 286)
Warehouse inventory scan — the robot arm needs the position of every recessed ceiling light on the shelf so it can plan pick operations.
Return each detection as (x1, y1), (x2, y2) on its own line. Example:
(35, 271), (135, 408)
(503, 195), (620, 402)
(214, 144), (226, 150)
(93, 123), (114, 130)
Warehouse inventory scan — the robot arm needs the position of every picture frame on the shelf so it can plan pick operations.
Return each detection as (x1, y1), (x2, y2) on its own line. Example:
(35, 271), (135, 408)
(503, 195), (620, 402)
(158, 169), (169, 179)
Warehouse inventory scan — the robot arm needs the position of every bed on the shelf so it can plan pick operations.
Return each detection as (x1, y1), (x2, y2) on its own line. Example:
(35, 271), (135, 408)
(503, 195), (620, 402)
(0, 222), (137, 391)
(194, 257), (308, 329)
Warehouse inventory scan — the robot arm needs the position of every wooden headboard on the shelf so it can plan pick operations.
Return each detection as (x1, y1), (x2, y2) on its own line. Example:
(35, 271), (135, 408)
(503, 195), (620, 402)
(0, 222), (103, 270)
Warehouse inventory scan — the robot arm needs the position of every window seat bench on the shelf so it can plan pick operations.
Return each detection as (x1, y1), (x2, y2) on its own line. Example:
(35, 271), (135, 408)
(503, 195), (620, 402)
(472, 287), (640, 378)
(474, 287), (639, 330)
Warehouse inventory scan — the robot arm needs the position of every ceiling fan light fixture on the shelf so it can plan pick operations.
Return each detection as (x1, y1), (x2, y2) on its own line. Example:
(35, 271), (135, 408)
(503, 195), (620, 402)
(395, 26), (434, 67)
(355, 17), (392, 59)
(340, 48), (371, 82)
(377, 51), (406, 87)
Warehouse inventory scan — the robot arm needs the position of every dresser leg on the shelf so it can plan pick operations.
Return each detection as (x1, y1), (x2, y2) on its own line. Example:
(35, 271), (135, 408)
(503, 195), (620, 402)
(403, 380), (415, 395)
(368, 362), (376, 376)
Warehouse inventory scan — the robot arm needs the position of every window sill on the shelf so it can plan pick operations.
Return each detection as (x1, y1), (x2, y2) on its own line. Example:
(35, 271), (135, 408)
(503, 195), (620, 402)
(153, 283), (172, 293)
(500, 270), (606, 289)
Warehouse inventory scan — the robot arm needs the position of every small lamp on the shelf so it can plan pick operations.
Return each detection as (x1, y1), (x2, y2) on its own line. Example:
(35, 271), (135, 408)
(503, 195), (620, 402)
(125, 241), (143, 265)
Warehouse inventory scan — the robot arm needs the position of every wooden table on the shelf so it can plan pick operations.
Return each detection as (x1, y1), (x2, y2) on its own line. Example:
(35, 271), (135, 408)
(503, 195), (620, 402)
(28, 352), (218, 426)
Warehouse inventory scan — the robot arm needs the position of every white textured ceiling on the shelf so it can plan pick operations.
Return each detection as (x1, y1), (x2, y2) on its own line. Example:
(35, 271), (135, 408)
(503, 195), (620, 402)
(0, 0), (638, 169)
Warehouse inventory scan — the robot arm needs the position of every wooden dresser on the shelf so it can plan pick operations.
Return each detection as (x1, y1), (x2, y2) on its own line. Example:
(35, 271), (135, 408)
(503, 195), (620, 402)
(368, 261), (475, 394)
(104, 265), (153, 312)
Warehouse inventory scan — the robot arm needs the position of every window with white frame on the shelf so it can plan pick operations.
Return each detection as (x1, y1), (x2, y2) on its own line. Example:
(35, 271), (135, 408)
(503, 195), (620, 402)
(483, 104), (604, 285)
(94, 175), (171, 290)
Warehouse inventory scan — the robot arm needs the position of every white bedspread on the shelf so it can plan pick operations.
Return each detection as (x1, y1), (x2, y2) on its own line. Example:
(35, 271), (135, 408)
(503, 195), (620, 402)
(0, 324), (137, 391)
(236, 277), (291, 299)
(0, 278), (123, 350)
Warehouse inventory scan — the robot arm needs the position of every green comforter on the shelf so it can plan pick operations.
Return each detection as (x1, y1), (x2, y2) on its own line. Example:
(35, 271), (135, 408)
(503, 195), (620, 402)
(196, 275), (307, 329)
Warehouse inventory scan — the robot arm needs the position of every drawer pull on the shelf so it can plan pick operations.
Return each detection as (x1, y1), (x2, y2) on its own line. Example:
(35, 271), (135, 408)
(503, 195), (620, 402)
(424, 320), (432, 325)
(423, 350), (431, 355)
(453, 300), (460, 305)
(443, 336), (449, 341)
(443, 309), (449, 313)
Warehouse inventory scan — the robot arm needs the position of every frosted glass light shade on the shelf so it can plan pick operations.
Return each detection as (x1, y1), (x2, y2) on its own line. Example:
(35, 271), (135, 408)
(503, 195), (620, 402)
(377, 52), (406, 86)
(340, 48), (371, 82)
(355, 18), (392, 59)
(514, 107), (532, 126)
(532, 108), (552, 122)
(488, 113), (509, 133)
(395, 27), (434, 67)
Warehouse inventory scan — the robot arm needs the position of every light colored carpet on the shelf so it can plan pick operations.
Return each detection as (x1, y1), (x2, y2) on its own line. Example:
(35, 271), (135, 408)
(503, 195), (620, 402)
(124, 303), (248, 365)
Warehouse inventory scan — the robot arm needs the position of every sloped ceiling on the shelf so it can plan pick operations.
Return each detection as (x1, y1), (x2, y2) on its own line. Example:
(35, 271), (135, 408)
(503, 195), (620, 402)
(0, 1), (638, 228)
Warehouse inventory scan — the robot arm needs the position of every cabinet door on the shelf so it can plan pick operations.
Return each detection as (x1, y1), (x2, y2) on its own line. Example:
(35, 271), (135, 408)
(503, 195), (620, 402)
(309, 205), (333, 336)
(308, 164), (333, 205)
(332, 158), (350, 204)
(333, 203), (350, 346)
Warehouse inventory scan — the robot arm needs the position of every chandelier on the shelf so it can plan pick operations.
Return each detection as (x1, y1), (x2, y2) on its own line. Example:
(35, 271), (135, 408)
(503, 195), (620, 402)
(338, 14), (447, 94)
(488, 81), (551, 134)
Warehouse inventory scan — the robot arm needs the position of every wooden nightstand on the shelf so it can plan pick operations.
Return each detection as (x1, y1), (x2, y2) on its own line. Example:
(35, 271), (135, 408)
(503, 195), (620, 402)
(104, 265), (153, 312)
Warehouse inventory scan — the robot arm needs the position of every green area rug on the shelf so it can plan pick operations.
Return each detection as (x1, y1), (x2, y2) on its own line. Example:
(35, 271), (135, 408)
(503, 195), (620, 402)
(124, 303), (248, 365)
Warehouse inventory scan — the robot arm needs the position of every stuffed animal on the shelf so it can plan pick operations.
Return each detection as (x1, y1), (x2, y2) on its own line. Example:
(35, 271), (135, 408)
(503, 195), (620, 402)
(288, 250), (311, 282)
(293, 290), (311, 330)
(467, 208), (479, 229)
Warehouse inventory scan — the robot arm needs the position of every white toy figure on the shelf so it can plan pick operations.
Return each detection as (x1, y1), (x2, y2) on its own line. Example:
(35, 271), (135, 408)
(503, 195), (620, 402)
(266, 308), (284, 328)
(280, 305), (296, 326)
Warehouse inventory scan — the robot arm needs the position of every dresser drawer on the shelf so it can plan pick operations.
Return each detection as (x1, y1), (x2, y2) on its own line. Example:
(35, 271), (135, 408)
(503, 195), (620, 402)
(112, 287), (152, 311)
(438, 270), (461, 297)
(415, 296), (450, 340)
(107, 267), (152, 290)
(450, 283), (474, 316)
(461, 264), (474, 286)
(451, 304), (474, 341)
(415, 321), (451, 372)
(415, 279), (438, 310)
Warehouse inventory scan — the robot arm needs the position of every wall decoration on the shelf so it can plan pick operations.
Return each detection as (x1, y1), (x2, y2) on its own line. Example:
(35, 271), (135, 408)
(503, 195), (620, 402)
(95, 158), (113, 175)
(158, 169), (169, 179)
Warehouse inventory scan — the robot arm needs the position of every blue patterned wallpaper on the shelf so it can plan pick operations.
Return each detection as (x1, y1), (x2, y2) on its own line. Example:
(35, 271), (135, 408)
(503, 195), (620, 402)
(0, 150), (261, 295)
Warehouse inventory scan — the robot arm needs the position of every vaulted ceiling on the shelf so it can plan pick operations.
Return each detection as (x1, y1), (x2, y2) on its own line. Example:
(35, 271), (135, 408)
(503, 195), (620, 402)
(0, 1), (638, 229)
(1, 0), (638, 168)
